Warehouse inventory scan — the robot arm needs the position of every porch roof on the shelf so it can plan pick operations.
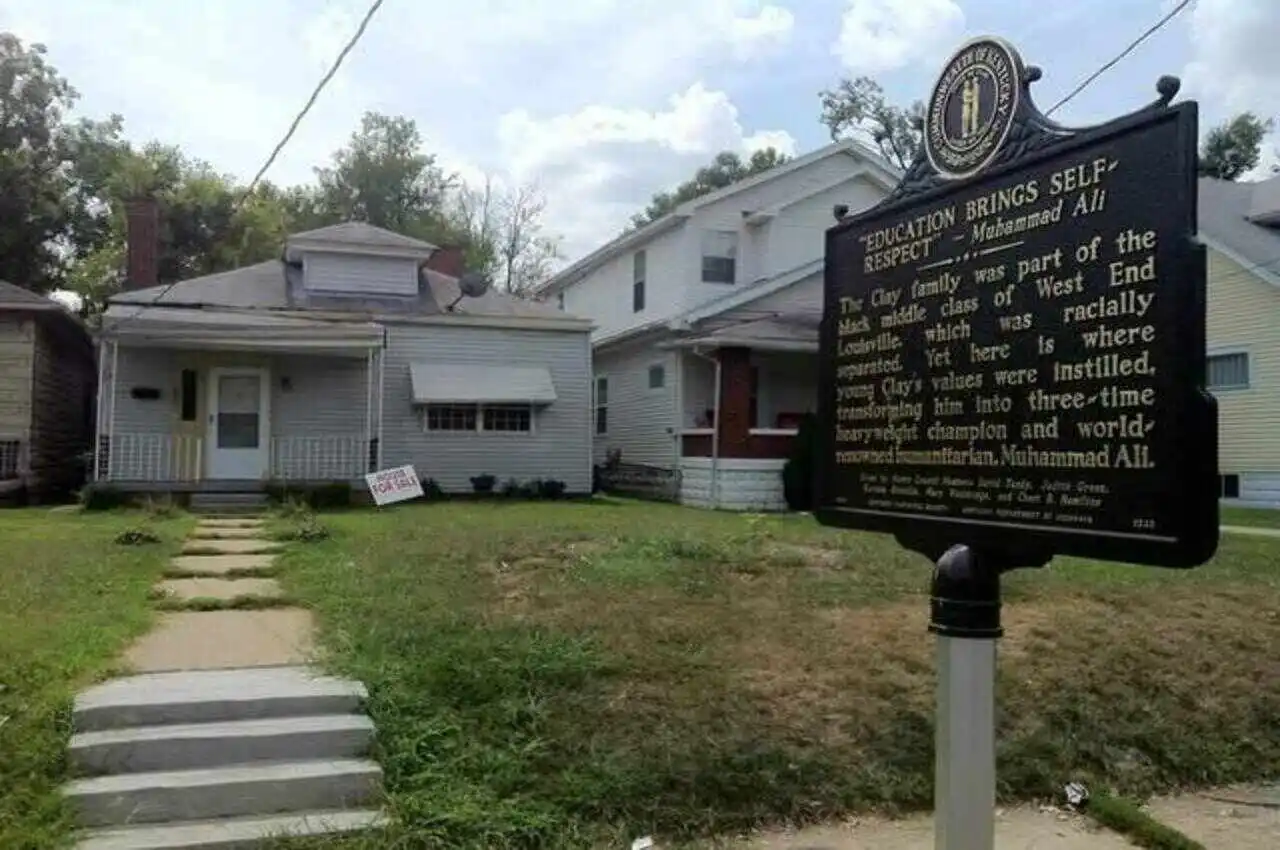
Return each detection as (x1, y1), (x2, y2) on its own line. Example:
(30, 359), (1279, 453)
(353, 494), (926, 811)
(409, 363), (557, 405)
(100, 305), (383, 355)
(662, 317), (818, 353)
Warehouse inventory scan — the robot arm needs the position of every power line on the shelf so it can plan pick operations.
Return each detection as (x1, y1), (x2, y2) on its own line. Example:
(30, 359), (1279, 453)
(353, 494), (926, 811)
(1045, 0), (1194, 118)
(237, 0), (386, 207)
(114, 0), (386, 323)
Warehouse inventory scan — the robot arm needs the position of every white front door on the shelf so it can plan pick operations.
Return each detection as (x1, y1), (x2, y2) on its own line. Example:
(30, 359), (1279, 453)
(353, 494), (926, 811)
(207, 368), (270, 479)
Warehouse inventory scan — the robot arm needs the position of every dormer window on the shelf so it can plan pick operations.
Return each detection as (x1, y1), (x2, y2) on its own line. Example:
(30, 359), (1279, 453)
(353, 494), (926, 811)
(557, 292), (565, 310)
(701, 231), (738, 284)
(632, 250), (646, 312)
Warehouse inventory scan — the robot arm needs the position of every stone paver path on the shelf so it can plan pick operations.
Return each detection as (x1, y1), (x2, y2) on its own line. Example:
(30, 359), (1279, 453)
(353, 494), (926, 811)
(122, 517), (315, 673)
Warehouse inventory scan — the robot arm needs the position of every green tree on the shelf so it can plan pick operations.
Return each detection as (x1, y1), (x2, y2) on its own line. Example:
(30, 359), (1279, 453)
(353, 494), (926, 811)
(819, 75), (922, 170)
(66, 143), (289, 316)
(0, 33), (80, 292)
(1198, 112), (1274, 181)
(630, 148), (791, 228)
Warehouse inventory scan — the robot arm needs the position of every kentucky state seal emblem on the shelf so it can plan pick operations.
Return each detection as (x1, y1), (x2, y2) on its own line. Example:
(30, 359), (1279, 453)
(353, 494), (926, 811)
(924, 37), (1022, 181)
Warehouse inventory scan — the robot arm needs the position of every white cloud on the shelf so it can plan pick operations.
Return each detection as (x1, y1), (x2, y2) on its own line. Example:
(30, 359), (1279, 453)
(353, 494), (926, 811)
(1181, 0), (1280, 178)
(499, 83), (797, 256)
(832, 0), (966, 73)
(1, 0), (799, 264)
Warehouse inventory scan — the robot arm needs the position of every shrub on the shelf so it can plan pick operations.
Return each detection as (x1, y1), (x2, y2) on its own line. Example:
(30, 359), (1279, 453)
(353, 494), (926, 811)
(266, 481), (352, 510)
(470, 473), (497, 495)
(421, 478), (444, 499)
(79, 484), (131, 512)
(782, 413), (817, 511)
(537, 479), (567, 500)
(115, 526), (160, 545)
(499, 478), (524, 498)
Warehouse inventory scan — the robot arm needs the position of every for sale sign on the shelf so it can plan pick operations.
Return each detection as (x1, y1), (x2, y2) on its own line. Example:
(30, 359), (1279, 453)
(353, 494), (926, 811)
(365, 465), (425, 507)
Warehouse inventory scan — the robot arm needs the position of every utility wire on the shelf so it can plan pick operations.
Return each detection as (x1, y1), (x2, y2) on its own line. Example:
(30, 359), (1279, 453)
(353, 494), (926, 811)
(114, 0), (386, 323)
(236, 0), (386, 209)
(1045, 0), (1194, 117)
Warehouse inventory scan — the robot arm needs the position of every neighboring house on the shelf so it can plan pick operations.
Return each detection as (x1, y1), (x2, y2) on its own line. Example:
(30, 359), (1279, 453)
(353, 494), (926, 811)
(536, 141), (900, 510)
(1199, 175), (1280, 507)
(96, 202), (594, 497)
(0, 281), (97, 502)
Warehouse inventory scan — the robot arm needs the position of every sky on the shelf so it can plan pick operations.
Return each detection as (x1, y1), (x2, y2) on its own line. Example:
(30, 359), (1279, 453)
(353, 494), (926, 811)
(2, 0), (1278, 268)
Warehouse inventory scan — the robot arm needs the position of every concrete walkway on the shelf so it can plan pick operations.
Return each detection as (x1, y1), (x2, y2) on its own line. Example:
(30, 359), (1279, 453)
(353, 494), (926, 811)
(65, 515), (385, 848)
(127, 518), (313, 672)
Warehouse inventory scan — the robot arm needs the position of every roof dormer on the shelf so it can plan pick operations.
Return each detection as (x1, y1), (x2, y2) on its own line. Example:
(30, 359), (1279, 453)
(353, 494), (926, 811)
(286, 222), (437, 298)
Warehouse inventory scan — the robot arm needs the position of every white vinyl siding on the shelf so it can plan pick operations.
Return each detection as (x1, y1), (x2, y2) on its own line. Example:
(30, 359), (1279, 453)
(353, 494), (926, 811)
(590, 345), (677, 467)
(303, 253), (419, 296)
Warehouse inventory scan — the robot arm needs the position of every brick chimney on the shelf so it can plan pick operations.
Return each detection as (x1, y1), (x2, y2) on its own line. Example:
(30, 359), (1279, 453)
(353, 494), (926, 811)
(423, 245), (465, 278)
(125, 196), (159, 290)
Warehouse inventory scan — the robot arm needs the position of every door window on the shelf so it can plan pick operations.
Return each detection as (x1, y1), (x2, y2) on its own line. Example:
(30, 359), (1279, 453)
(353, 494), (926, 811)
(216, 375), (261, 449)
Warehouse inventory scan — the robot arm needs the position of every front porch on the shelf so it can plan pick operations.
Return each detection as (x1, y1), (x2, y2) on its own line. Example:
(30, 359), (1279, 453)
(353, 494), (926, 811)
(675, 344), (816, 511)
(96, 308), (385, 490)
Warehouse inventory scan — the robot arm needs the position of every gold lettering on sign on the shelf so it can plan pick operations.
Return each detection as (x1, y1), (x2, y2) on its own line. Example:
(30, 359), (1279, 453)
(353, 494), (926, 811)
(831, 146), (1170, 532)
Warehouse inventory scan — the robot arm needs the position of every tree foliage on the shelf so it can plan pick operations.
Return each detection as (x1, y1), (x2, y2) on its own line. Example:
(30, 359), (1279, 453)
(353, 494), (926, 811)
(819, 76), (922, 170)
(631, 148), (791, 229)
(1198, 112), (1274, 181)
(0, 32), (561, 309)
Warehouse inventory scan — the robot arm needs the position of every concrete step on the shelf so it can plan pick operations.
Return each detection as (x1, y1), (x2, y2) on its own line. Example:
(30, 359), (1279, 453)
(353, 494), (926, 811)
(65, 758), (382, 828)
(71, 715), (375, 775)
(77, 808), (387, 850)
(75, 668), (367, 733)
(189, 527), (265, 540)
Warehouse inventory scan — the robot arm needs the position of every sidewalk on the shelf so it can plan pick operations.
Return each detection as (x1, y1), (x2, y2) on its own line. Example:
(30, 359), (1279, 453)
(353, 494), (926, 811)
(124, 517), (316, 671)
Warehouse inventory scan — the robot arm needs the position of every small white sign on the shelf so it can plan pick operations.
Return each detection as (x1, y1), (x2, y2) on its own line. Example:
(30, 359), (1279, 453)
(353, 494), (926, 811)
(365, 465), (425, 506)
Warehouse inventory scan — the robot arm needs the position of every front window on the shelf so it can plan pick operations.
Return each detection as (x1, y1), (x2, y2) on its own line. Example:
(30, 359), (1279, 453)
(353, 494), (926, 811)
(425, 404), (532, 433)
(594, 376), (609, 434)
(1207, 351), (1249, 391)
(701, 230), (738, 284)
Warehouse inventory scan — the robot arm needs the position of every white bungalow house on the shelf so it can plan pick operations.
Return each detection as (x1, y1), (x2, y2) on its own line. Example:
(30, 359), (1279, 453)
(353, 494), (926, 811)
(94, 203), (594, 500)
(535, 141), (900, 510)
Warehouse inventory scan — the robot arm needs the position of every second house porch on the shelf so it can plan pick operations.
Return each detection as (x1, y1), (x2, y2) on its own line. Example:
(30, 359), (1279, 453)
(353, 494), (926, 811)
(672, 331), (816, 511)
(95, 308), (386, 490)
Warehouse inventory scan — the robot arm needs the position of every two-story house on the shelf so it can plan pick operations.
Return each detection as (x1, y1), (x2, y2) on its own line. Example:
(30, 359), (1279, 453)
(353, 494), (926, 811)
(95, 203), (595, 498)
(1199, 174), (1280, 507)
(536, 141), (900, 510)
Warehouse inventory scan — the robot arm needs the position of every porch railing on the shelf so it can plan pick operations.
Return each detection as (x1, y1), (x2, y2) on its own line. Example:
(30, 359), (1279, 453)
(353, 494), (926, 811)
(98, 433), (371, 483)
(103, 434), (204, 482)
(270, 435), (368, 481)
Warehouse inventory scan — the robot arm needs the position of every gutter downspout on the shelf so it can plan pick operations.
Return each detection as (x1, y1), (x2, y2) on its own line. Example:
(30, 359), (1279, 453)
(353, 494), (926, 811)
(690, 346), (721, 508)
(376, 328), (387, 470)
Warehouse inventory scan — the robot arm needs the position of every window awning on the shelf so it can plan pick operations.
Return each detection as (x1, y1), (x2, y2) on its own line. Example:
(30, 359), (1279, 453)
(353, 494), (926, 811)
(409, 363), (557, 405)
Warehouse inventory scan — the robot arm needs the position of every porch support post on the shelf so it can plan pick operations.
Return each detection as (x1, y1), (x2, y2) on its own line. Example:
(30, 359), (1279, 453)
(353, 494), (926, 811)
(716, 346), (753, 459)
(364, 348), (374, 474)
(107, 340), (119, 480)
(376, 333), (386, 469)
(93, 339), (107, 481)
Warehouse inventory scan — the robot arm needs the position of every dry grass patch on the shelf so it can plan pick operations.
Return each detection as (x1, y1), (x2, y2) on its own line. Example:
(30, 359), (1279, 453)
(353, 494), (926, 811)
(277, 499), (1280, 849)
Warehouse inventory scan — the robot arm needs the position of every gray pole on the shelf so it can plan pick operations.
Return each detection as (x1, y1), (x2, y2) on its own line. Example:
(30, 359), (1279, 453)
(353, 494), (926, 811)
(930, 544), (1002, 850)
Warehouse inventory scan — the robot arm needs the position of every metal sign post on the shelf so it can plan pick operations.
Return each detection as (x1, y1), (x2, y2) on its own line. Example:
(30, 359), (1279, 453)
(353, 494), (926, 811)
(930, 544), (1002, 850)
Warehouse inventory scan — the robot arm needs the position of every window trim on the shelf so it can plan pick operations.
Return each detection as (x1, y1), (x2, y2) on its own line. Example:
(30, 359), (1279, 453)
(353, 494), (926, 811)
(632, 250), (646, 312)
(422, 402), (536, 435)
(594, 375), (609, 435)
(1206, 347), (1250, 391)
(647, 363), (665, 390)
(700, 229), (739, 284)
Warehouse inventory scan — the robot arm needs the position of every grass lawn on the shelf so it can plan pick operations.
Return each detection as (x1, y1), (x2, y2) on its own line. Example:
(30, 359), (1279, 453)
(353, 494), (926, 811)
(0, 508), (190, 850)
(280, 499), (1280, 849)
(1221, 505), (1280, 529)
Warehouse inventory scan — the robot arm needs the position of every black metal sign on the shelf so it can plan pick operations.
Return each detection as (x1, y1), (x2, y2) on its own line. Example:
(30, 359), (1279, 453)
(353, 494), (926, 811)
(816, 37), (1217, 569)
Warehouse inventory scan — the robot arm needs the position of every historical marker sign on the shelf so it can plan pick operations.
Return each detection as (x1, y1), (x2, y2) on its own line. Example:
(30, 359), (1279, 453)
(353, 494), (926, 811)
(816, 37), (1218, 568)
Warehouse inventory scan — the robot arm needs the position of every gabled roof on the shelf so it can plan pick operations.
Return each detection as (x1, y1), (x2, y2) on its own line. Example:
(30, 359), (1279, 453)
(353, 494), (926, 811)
(0, 280), (63, 311)
(536, 139), (901, 296)
(287, 221), (439, 253)
(1198, 177), (1280, 290)
(110, 259), (584, 325)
